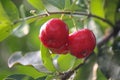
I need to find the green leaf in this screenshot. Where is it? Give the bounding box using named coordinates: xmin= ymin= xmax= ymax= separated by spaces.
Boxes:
xmin=16 ymin=65 xmax=46 ymax=79
xmin=57 ymin=54 xmax=76 ymax=72
xmin=42 ymin=0 xmax=65 ymax=9
xmin=35 ymin=76 xmax=46 ymax=80
xmin=0 ymin=1 xmax=10 ymax=20
xmin=4 ymin=74 xmax=34 ymax=80
xmin=44 ymin=75 xmax=60 ymax=80
xmin=0 ymin=1 xmax=14 ymax=42
xmin=97 ymin=68 xmax=107 ymax=80
xmin=104 ymin=0 xmax=119 ymax=25
xmin=1 ymin=0 xmax=19 ymax=22
xmin=8 ymin=51 xmax=50 ymax=73
xmin=72 ymin=58 xmax=83 ymax=69
xmin=40 ymin=43 xmax=56 ymax=72
xmin=90 ymin=0 xmax=109 ymax=32
xmin=45 ymin=75 xmax=55 ymax=80
xmin=0 ymin=21 xmax=12 ymax=42
xmin=74 ymin=54 xmax=96 ymax=80
xmin=64 ymin=0 xmax=72 ymax=10
xmin=69 ymin=0 xmax=84 ymax=11
xmin=27 ymin=0 xmax=45 ymax=11
xmin=90 ymin=0 xmax=105 ymax=18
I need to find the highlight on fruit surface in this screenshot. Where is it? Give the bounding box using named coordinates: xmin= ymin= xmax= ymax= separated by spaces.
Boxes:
xmin=69 ymin=28 xmax=96 ymax=58
xmin=39 ymin=18 xmax=69 ymax=54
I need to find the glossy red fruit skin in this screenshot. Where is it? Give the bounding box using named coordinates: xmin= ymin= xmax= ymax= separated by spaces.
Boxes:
xmin=51 ymin=43 xmax=69 ymax=54
xmin=39 ymin=18 xmax=69 ymax=54
xmin=69 ymin=28 xmax=96 ymax=58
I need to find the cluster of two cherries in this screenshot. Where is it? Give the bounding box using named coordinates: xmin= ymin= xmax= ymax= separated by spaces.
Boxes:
xmin=39 ymin=18 xmax=96 ymax=58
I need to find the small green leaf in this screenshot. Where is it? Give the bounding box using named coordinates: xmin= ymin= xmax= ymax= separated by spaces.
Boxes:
xmin=72 ymin=58 xmax=83 ymax=69
xmin=97 ymin=68 xmax=107 ymax=80
xmin=0 ymin=1 xmax=14 ymax=42
xmin=42 ymin=0 xmax=65 ymax=9
xmin=0 ymin=21 xmax=12 ymax=42
xmin=45 ymin=75 xmax=55 ymax=80
xmin=27 ymin=0 xmax=45 ymax=11
xmin=44 ymin=75 xmax=60 ymax=80
xmin=8 ymin=51 xmax=50 ymax=73
xmin=104 ymin=0 xmax=119 ymax=25
xmin=57 ymin=54 xmax=76 ymax=72
xmin=74 ymin=54 xmax=96 ymax=80
xmin=16 ymin=65 xmax=46 ymax=79
xmin=1 ymin=0 xmax=19 ymax=22
xmin=4 ymin=74 xmax=34 ymax=80
xmin=40 ymin=43 xmax=56 ymax=72
xmin=35 ymin=76 xmax=46 ymax=80
xmin=69 ymin=0 xmax=84 ymax=11
xmin=90 ymin=0 xmax=105 ymax=18
xmin=64 ymin=0 xmax=72 ymax=10
xmin=0 ymin=1 xmax=10 ymax=20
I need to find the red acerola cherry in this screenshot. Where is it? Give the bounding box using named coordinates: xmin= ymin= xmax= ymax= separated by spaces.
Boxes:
xmin=39 ymin=18 xmax=69 ymax=54
xmin=69 ymin=28 xmax=96 ymax=58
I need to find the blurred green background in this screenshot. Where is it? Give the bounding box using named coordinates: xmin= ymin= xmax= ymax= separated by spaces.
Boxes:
xmin=0 ymin=0 xmax=42 ymax=79
xmin=0 ymin=0 xmax=120 ymax=80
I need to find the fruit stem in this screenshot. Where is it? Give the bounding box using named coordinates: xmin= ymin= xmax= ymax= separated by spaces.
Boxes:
xmin=71 ymin=17 xmax=78 ymax=31
xmin=60 ymin=14 xmax=64 ymax=20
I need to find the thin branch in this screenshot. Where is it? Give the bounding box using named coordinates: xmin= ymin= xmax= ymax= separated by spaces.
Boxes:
xmin=73 ymin=52 xmax=93 ymax=71
xmin=90 ymin=14 xmax=115 ymax=27
xmin=13 ymin=13 xmax=48 ymax=24
xmin=97 ymin=21 xmax=120 ymax=48
xmin=13 ymin=11 xmax=114 ymax=27
xmin=97 ymin=31 xmax=114 ymax=48
xmin=61 ymin=52 xmax=94 ymax=80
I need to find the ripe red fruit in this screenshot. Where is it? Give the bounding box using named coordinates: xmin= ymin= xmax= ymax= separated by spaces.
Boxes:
xmin=51 ymin=44 xmax=69 ymax=54
xmin=69 ymin=28 xmax=96 ymax=58
xmin=39 ymin=18 xmax=69 ymax=54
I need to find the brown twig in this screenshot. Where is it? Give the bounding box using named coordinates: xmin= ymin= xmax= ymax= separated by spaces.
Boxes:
xmin=97 ymin=21 xmax=120 ymax=48
xmin=13 ymin=11 xmax=114 ymax=28
xmin=61 ymin=52 xmax=94 ymax=80
xmin=97 ymin=31 xmax=114 ymax=48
